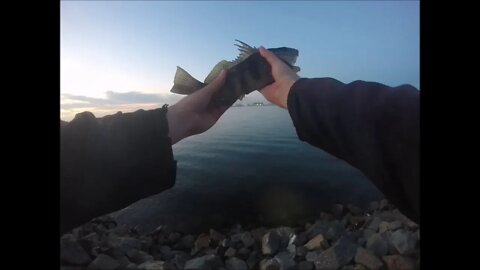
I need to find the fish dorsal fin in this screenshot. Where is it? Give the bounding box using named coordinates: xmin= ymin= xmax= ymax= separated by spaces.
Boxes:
xmin=232 ymin=39 xmax=257 ymax=64
xmin=204 ymin=60 xmax=232 ymax=84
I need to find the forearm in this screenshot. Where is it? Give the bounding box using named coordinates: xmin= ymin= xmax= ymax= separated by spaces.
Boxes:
xmin=60 ymin=106 xmax=176 ymax=233
xmin=287 ymin=78 xmax=419 ymax=221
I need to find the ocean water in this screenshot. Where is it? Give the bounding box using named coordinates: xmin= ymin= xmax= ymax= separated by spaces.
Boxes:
xmin=112 ymin=106 xmax=383 ymax=233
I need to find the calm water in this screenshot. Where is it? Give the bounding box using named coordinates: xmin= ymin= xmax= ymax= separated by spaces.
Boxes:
xmin=113 ymin=106 xmax=383 ymax=233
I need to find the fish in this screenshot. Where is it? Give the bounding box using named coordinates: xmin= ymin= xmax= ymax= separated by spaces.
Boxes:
xmin=170 ymin=40 xmax=300 ymax=107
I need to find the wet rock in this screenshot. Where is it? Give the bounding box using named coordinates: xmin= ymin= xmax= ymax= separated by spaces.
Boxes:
xmin=61 ymin=234 xmax=92 ymax=265
xmin=262 ymin=231 xmax=280 ymax=255
xmin=366 ymin=234 xmax=388 ymax=258
xmin=304 ymin=234 xmax=329 ymax=250
xmin=297 ymin=261 xmax=314 ymax=270
xmin=389 ymin=229 xmax=416 ymax=255
xmin=382 ymin=255 xmax=417 ymax=270
xmin=225 ymin=257 xmax=248 ymax=270
xmin=138 ymin=261 xmax=175 ymax=270
xmin=127 ymin=249 xmax=154 ymax=264
xmin=87 ymin=254 xmax=120 ymax=270
xmin=332 ymin=204 xmax=344 ymax=218
xmin=224 ymin=247 xmax=236 ymax=257
xmin=354 ymin=248 xmax=383 ymax=270
xmin=305 ymin=221 xmax=330 ymax=239
xmin=274 ymin=252 xmax=296 ymax=270
xmin=241 ymin=232 xmax=255 ymax=248
xmin=260 ymin=258 xmax=280 ymax=270
xmin=312 ymin=236 xmax=359 ymax=270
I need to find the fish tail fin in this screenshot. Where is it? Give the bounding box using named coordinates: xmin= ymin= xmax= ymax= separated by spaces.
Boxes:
xmin=170 ymin=66 xmax=206 ymax=95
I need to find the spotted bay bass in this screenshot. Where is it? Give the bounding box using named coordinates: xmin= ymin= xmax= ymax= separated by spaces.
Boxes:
xmin=170 ymin=40 xmax=300 ymax=107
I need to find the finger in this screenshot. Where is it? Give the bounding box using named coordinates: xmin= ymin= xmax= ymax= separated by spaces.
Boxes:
xmin=259 ymin=47 xmax=283 ymax=66
xmin=202 ymin=69 xmax=226 ymax=95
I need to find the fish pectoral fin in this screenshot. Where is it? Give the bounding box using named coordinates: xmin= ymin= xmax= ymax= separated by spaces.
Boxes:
xmin=171 ymin=66 xmax=205 ymax=95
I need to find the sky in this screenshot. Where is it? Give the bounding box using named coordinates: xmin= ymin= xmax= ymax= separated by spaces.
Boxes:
xmin=61 ymin=1 xmax=419 ymax=121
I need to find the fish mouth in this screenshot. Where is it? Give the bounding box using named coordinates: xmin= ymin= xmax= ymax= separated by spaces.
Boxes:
xmin=268 ymin=47 xmax=299 ymax=66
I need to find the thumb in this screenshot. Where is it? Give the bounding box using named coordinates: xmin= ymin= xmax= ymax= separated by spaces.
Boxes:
xmin=259 ymin=47 xmax=282 ymax=66
xmin=203 ymin=69 xmax=226 ymax=95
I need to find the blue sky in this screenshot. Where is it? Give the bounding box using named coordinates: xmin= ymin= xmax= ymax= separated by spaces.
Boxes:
xmin=61 ymin=1 xmax=419 ymax=120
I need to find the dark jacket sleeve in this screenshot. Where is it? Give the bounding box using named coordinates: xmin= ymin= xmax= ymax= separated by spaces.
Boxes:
xmin=60 ymin=105 xmax=177 ymax=234
xmin=287 ymin=78 xmax=419 ymax=223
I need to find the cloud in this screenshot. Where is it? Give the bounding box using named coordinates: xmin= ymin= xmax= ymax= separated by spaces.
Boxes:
xmin=60 ymin=91 xmax=183 ymax=120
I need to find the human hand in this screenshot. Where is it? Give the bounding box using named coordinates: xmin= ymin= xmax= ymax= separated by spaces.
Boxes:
xmin=167 ymin=70 xmax=229 ymax=144
xmin=258 ymin=47 xmax=300 ymax=109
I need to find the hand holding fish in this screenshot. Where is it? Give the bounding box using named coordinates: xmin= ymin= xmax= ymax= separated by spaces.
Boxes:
xmin=167 ymin=70 xmax=228 ymax=144
xmin=259 ymin=47 xmax=300 ymax=109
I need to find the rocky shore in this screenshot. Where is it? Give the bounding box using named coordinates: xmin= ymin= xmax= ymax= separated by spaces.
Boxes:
xmin=61 ymin=200 xmax=419 ymax=270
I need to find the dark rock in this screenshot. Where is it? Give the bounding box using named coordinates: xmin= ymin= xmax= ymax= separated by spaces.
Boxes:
xmin=138 ymin=261 xmax=175 ymax=270
xmin=87 ymin=254 xmax=120 ymax=270
xmin=192 ymin=234 xmax=211 ymax=255
xmin=241 ymin=232 xmax=255 ymax=248
xmin=297 ymin=261 xmax=314 ymax=270
xmin=312 ymin=236 xmax=359 ymax=270
xmin=305 ymin=250 xmax=322 ymax=262
xmin=366 ymin=234 xmax=388 ymax=258
xmin=319 ymin=212 xmax=334 ymax=221
xmin=347 ymin=204 xmax=363 ymax=216
xmin=225 ymin=257 xmax=248 ymax=270
xmin=260 ymin=258 xmax=280 ymax=270
xmin=305 ymin=221 xmax=330 ymax=239
xmin=61 ymin=234 xmax=92 ymax=265
xmin=274 ymin=251 xmax=296 ymax=270
xmin=379 ymin=199 xmax=388 ymax=210
xmin=172 ymin=251 xmax=191 ymax=270
xmin=246 ymin=251 xmax=260 ymax=269
xmin=104 ymin=235 xmax=142 ymax=254
xmin=168 ymin=232 xmax=182 ymax=244
xmin=382 ymin=255 xmax=417 ymax=270
xmin=326 ymin=221 xmax=346 ymax=242
xmin=296 ymin=246 xmax=308 ymax=257
xmin=127 ymin=249 xmax=154 ymax=264
xmin=225 ymin=247 xmax=236 ymax=257
xmin=159 ymin=245 xmax=174 ymax=260
xmin=237 ymin=247 xmax=251 ymax=260
xmin=174 ymin=234 xmax=195 ymax=250
xmin=303 ymin=234 xmax=328 ymax=250
xmin=251 ymin=227 xmax=267 ymax=243
xmin=184 ymin=254 xmax=223 ymax=270
xmin=354 ymin=248 xmax=383 ymax=270
xmin=368 ymin=201 xmax=380 ymax=212
xmin=61 ymin=267 xmax=85 ymax=270
xmin=210 ymin=229 xmax=225 ymax=244
xmin=262 ymin=231 xmax=280 ymax=255
xmin=389 ymin=229 xmax=416 ymax=255
xmin=332 ymin=204 xmax=344 ymax=218
xmin=292 ymin=232 xmax=308 ymax=246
